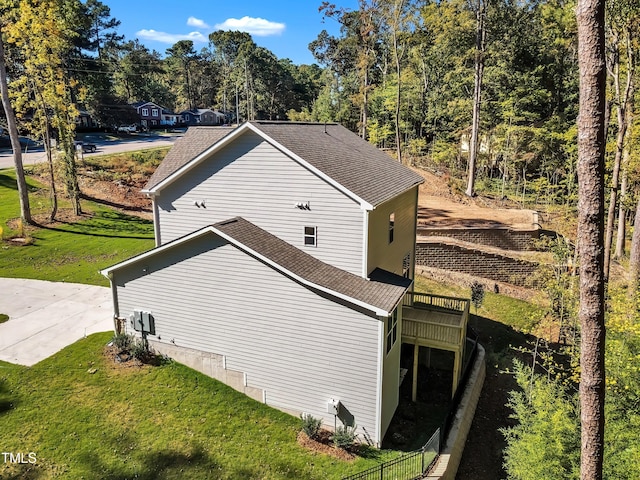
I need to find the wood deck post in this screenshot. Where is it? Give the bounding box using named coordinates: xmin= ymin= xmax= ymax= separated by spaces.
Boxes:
xmin=452 ymin=348 xmax=461 ymax=398
xmin=412 ymin=342 xmax=419 ymax=402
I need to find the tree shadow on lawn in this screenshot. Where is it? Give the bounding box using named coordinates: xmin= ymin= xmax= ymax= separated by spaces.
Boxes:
xmin=0 ymin=377 xmax=19 ymax=416
xmin=32 ymin=210 xmax=153 ymax=240
xmin=0 ymin=172 xmax=40 ymax=192
xmin=80 ymin=193 xmax=152 ymax=214
xmin=74 ymin=429 xmax=323 ymax=480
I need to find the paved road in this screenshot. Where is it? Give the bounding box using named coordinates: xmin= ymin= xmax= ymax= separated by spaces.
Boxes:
xmin=0 ymin=134 xmax=180 ymax=169
xmin=0 ymin=278 xmax=113 ymax=366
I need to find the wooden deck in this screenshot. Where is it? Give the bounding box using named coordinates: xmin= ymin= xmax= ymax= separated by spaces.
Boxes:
xmin=401 ymin=292 xmax=469 ymax=398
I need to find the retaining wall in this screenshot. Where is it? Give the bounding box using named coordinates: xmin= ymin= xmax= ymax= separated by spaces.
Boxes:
xmin=415 ymin=242 xmax=538 ymax=287
xmin=417 ymin=227 xmax=539 ymax=251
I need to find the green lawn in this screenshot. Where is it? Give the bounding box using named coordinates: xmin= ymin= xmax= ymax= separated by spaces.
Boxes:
xmin=0 ymin=169 xmax=154 ymax=286
xmin=0 ymin=333 xmax=395 ymax=479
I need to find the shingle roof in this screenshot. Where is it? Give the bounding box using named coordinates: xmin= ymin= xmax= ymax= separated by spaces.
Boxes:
xmin=102 ymin=217 xmax=411 ymax=315
xmin=250 ymin=121 xmax=424 ymax=206
xmin=143 ymin=121 xmax=424 ymax=207
xmin=214 ymin=217 xmax=411 ymax=314
xmin=145 ymin=126 xmax=235 ymax=191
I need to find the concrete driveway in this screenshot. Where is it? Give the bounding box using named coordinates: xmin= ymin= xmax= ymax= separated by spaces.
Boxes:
xmin=0 ymin=278 xmax=113 ymax=366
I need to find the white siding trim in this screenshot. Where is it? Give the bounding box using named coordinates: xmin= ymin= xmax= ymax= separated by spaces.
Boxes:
xmin=362 ymin=209 xmax=369 ymax=278
xmin=212 ymin=228 xmax=391 ymax=316
xmin=101 ymin=226 xmax=392 ymax=316
xmin=375 ymin=318 xmax=384 ymax=445
xmin=152 ymin=196 xmax=161 ymax=246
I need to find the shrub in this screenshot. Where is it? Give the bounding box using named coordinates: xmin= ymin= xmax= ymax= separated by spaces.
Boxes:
xmin=333 ymin=425 xmax=357 ymax=449
xmin=112 ymin=333 xmax=133 ymax=352
xmin=131 ymin=338 xmax=152 ymax=362
xmin=300 ymin=413 xmax=322 ymax=439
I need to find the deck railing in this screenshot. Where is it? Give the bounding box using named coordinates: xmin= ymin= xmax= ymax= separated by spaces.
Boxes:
xmin=403 ymin=291 xmax=470 ymax=313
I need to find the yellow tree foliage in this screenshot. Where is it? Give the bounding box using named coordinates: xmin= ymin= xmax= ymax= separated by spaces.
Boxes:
xmin=4 ymin=0 xmax=84 ymax=215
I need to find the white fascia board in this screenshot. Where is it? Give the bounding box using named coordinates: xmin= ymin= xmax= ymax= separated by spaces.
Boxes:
xmin=142 ymin=124 xmax=252 ymax=194
xmin=211 ymin=226 xmax=389 ymax=316
xmin=243 ymin=122 xmax=374 ymax=211
xmin=100 ymin=226 xmax=216 ymax=278
xmin=99 ymin=223 xmax=391 ymax=316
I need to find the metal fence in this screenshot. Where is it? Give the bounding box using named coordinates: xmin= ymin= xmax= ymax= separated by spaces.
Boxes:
xmin=342 ymin=429 xmax=440 ymax=480
xmin=343 ymin=328 xmax=481 ymax=480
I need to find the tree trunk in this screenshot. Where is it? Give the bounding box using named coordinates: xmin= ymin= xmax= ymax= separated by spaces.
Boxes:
xmin=628 ymin=195 xmax=640 ymax=296
xmin=466 ymin=0 xmax=486 ymax=197
xmin=44 ymin=122 xmax=58 ymax=221
xmin=576 ymin=0 xmax=607 ymax=478
xmin=603 ymin=29 xmax=634 ymax=281
xmin=615 ymin=165 xmax=627 ymax=259
xmin=0 ymin=31 xmax=33 ymax=225
xmin=391 ymin=1 xmax=404 ymax=165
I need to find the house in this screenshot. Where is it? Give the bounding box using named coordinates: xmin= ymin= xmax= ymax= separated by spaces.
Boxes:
xmin=132 ymin=101 xmax=179 ymax=128
xmin=101 ymin=121 xmax=426 ymax=446
xmin=180 ymin=108 xmax=226 ymax=126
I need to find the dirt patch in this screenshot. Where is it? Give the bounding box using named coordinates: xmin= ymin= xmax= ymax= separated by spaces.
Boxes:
xmin=412 ymin=167 xmax=537 ymax=230
xmin=297 ymin=431 xmax=356 ymax=461
xmin=103 ymin=345 xmax=152 ymax=374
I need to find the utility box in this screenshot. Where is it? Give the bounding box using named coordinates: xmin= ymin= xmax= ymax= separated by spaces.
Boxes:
xmin=327 ymin=399 xmax=341 ymax=415
xmin=131 ymin=310 xmax=155 ymax=335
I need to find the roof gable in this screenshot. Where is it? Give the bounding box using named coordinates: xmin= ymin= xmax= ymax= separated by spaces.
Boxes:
xmin=102 ymin=217 xmax=411 ymax=316
xmin=143 ymin=122 xmax=423 ymax=208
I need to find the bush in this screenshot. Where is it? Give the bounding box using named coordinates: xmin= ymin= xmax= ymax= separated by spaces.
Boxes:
xmin=300 ymin=413 xmax=322 ymax=439
xmin=131 ymin=339 xmax=152 ymax=362
xmin=333 ymin=425 xmax=357 ymax=449
xmin=112 ymin=333 xmax=133 ymax=352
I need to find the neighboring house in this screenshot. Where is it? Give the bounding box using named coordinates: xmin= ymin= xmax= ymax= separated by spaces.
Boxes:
xmin=180 ymin=108 xmax=225 ymax=126
xmin=161 ymin=108 xmax=179 ymax=126
xmin=132 ymin=101 xmax=178 ymax=128
xmin=101 ymin=121 xmax=425 ymax=446
xmin=76 ymin=110 xmax=99 ymax=129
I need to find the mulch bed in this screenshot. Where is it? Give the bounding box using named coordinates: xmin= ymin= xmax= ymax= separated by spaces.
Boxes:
xmin=297 ymin=430 xmax=357 ymax=461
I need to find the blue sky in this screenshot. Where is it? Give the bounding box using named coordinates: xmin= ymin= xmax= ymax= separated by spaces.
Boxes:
xmin=105 ymin=0 xmax=359 ymax=65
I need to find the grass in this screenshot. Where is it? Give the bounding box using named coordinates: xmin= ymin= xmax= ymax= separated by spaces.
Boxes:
xmin=0 ymin=169 xmax=154 ymax=286
xmin=414 ymin=275 xmax=545 ymax=369
xmin=0 ymin=333 xmax=397 ymax=479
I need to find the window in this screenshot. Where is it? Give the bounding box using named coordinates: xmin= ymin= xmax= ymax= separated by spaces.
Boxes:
xmin=389 ymin=212 xmax=395 ymax=243
xmin=151 ymin=120 xmax=157 ymax=126
xmin=141 ymin=108 xmax=149 ymax=116
xmin=304 ymin=226 xmax=317 ymax=246
xmin=386 ymin=309 xmax=398 ymax=354
xmin=152 ymin=108 xmax=159 ymax=117
xmin=402 ymin=253 xmax=411 ymax=278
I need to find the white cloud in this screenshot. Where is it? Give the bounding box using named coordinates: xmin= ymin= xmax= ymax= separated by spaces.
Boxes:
xmin=214 ymin=16 xmax=285 ymax=37
xmin=136 ymin=29 xmax=208 ymax=44
xmin=187 ymin=16 xmax=210 ymax=29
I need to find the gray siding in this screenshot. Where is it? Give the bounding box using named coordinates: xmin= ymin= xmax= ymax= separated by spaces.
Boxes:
xmin=113 ymin=233 xmax=383 ymax=443
xmin=156 ymin=130 xmax=364 ymax=276
xmin=367 ymin=187 xmax=418 ymax=277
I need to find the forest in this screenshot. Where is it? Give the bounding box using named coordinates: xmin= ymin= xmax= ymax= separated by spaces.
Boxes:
xmin=0 ymin=0 xmax=639 ymax=479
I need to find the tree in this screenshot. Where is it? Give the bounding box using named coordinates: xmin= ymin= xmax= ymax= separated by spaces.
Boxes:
xmin=603 ymin=0 xmax=638 ymax=280
xmin=6 ymin=0 xmax=84 ymax=216
xmin=0 ymin=25 xmax=32 ymax=224
xmin=165 ymin=40 xmax=198 ymax=111
xmin=576 ymin=0 xmax=607 ymax=478
xmin=465 ymin=0 xmax=488 ymax=196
